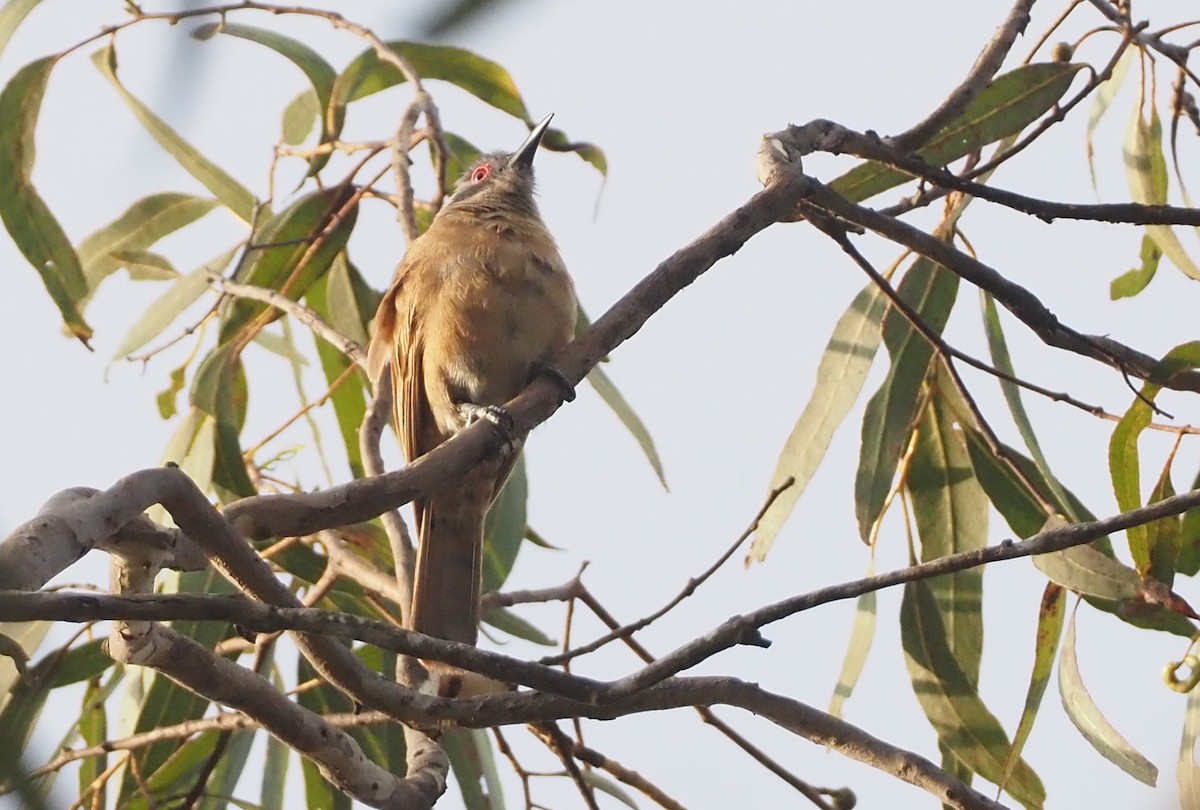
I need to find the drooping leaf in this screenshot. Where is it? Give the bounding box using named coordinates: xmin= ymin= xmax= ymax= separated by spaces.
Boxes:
xmin=483 ymin=454 xmax=527 ymax=593
xmin=1181 ymin=687 xmax=1200 ymax=810
xmin=1126 ymin=102 xmax=1200 ymax=279
xmin=1059 ymin=612 xmax=1158 ymax=785
xmin=442 ymin=728 xmax=501 ymax=810
xmin=1147 ymin=455 xmax=1182 ymax=587
xmin=1033 ymin=544 xmax=1141 ymax=600
xmin=0 ymin=56 xmax=91 ymax=344
xmin=1087 ymin=50 xmax=1131 ymax=191
xmin=77 ymin=192 xmax=216 ymax=296
xmin=193 ymin=22 xmax=337 ymax=177
xmin=92 ymin=43 xmax=255 ymax=223
xmin=751 ymin=282 xmax=887 ymax=562
xmin=220 ymin=184 xmax=358 ymax=343
xmin=119 ymin=725 xmax=222 ymax=810
xmin=828 ymin=561 xmax=877 ymax=718
xmin=1179 ymin=466 xmax=1200 ymax=576
xmin=115 ymin=568 xmax=235 ymax=807
xmin=481 ymin=606 xmax=556 ymax=646
xmin=191 ymin=343 xmax=255 ymax=500
xmin=0 ymin=0 xmax=41 ymax=59
xmin=832 ymin=63 xmax=1083 ymax=203
xmin=579 ymin=769 xmax=639 ymax=809
xmin=856 ymin=257 xmax=959 ymax=540
xmin=1000 ymin=583 xmax=1065 ymax=795
xmin=980 ymin=292 xmax=1076 ymax=519
xmin=586 ymin=362 xmax=666 ymax=489
xmin=901 ymin=580 xmax=1045 ymax=809
xmin=261 ymin=729 xmax=289 ymax=810
xmin=111 ymin=249 xmax=177 ymax=281
xmin=907 ymin=384 xmax=988 ymax=684
xmin=1109 ymin=342 xmax=1200 ymax=572
xmin=1110 ymin=234 xmax=1161 ymax=300
xmin=442 ymin=131 xmax=481 ymax=188
xmin=110 ymin=249 xmax=232 ymax=362
xmin=330 ymin=40 xmax=604 ymax=174
xmin=281 ymin=88 xmax=319 ymax=145
xmin=306 ymin=260 xmax=370 ymax=478
xmin=77 ymin=676 xmax=108 ymax=807
xmin=334 ymin=40 xmax=528 ymax=124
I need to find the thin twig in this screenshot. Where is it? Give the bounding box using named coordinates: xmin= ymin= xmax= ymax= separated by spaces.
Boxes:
xmin=542 ymin=478 xmax=795 ymax=666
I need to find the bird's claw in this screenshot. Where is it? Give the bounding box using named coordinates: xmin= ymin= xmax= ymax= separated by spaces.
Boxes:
xmin=533 ymin=361 xmax=576 ymax=403
xmin=461 ymin=404 xmax=516 ymax=452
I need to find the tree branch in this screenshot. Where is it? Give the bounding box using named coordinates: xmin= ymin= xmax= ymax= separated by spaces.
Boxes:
xmin=890 ymin=0 xmax=1035 ymax=150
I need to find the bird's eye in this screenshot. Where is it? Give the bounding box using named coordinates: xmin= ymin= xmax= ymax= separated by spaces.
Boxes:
xmin=470 ymin=164 xmax=492 ymax=184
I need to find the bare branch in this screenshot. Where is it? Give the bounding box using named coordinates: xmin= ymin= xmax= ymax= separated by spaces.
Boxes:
xmin=890 ymin=0 xmax=1036 ymax=150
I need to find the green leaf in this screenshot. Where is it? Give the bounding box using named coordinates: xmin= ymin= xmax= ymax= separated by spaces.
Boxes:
xmin=1126 ymin=102 xmax=1200 ymax=279
xmin=579 ymin=769 xmax=638 ymax=809
xmin=1180 ymin=687 xmax=1200 ymax=810
xmin=586 ymin=362 xmax=666 ymax=489
xmin=191 ymin=344 xmax=255 ymax=500
xmin=331 ymin=41 xmax=603 ymax=175
xmin=1087 ymin=50 xmax=1131 ymax=191
xmin=110 ymin=249 xmax=232 ymax=362
xmin=442 ymin=728 xmax=501 ymax=810
xmin=116 ymin=568 xmax=236 ymax=807
xmin=1147 ymin=456 xmax=1182 ymax=587
xmin=481 ymin=606 xmax=556 ymax=646
xmin=1109 ymin=234 xmax=1161 ymax=300
xmin=0 ymin=56 xmax=92 ymax=344
xmin=1109 ymin=342 xmax=1200 ymax=572
xmin=963 ymin=427 xmax=1094 ymax=539
xmin=125 ymin=731 xmax=221 ymax=809
xmin=907 ymin=385 xmax=988 ymax=684
xmin=902 ymin=580 xmax=1045 ymax=808
xmin=1000 ymin=583 xmax=1065 ymax=796
xmin=77 ymin=192 xmax=216 ymax=296
xmin=336 ymin=40 xmax=528 ymax=122
xmin=856 ymin=257 xmax=959 ymax=540
xmin=751 ymin=283 xmax=887 ymax=562
xmin=111 ymin=249 xmax=177 ymax=281
xmin=832 ymin=63 xmax=1082 ymax=203
xmin=1178 ymin=466 xmax=1200 ymax=576
xmin=261 ymin=730 xmax=289 ymax=810
xmin=1033 ymin=544 xmax=1141 ymax=600
xmin=828 ymin=564 xmax=877 ymax=718
xmin=442 ymin=131 xmax=482 ymax=187
xmin=1059 ymin=611 xmax=1158 ymax=785
xmin=307 ymin=262 xmax=370 ymax=478
xmin=0 ymin=0 xmax=41 ymax=59
xmin=92 ymin=43 xmax=255 ymax=223
xmin=221 ymin=184 xmax=358 ymax=343
xmin=483 ymin=455 xmax=527 ymax=593
xmin=193 ymin=23 xmax=334 ymax=112
xmin=281 ymin=88 xmax=318 ymax=145
xmin=980 ymin=292 xmax=1076 ymax=519
xmin=193 ymin=22 xmax=337 ymax=177
xmin=77 ymin=677 xmax=108 ymax=807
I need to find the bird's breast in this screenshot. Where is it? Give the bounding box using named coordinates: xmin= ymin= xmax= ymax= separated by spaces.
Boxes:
xmin=418 ymin=221 xmax=576 ymax=418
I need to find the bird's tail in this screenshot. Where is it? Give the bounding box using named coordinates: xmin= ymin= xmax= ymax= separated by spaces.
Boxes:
xmin=410 ymin=460 xmax=517 ymax=697
xmin=410 ymin=472 xmax=492 ymax=647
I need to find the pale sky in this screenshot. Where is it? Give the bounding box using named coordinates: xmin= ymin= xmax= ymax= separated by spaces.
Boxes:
xmin=3 ymin=1 xmax=1199 ymax=808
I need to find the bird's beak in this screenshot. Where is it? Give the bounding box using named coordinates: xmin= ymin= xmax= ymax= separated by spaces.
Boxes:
xmin=508 ymin=113 xmax=554 ymax=170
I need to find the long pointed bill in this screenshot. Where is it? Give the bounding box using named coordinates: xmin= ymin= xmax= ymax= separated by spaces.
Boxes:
xmin=507 ymin=113 xmax=554 ymax=169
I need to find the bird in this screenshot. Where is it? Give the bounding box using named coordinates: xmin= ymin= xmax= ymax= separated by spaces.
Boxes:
xmin=366 ymin=114 xmax=577 ymax=697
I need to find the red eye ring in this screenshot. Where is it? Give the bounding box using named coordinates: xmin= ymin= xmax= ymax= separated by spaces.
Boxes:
xmin=470 ymin=164 xmax=492 ymax=184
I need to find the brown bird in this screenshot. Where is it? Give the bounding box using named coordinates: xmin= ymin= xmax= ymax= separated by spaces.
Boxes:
xmin=367 ymin=115 xmax=577 ymax=697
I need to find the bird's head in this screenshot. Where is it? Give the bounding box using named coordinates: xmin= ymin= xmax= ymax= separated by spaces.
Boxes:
xmin=442 ymin=113 xmax=553 ymax=219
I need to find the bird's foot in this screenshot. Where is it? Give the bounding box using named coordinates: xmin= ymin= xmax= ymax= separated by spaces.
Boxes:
xmin=460 ymin=403 xmax=516 ymax=451
xmin=532 ymin=361 xmax=576 ymax=403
